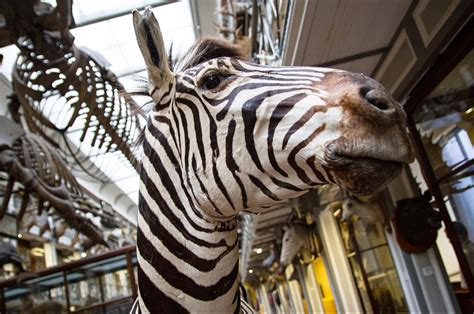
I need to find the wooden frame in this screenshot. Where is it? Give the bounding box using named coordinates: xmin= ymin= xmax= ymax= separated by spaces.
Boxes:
xmin=404 ymin=16 xmax=474 ymax=302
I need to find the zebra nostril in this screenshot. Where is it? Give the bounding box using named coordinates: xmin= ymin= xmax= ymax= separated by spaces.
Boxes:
xmin=362 ymin=88 xmax=391 ymax=111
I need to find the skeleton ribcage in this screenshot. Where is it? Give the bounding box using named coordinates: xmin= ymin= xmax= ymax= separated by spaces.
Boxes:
xmin=12 ymin=41 xmax=143 ymax=180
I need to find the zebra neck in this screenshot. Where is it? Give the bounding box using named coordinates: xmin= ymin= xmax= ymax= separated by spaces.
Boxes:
xmin=137 ymin=168 xmax=240 ymax=312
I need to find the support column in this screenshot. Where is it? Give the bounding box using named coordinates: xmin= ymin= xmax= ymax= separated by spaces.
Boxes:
xmin=317 ymin=209 xmax=363 ymax=312
xmin=43 ymin=242 xmax=59 ymax=267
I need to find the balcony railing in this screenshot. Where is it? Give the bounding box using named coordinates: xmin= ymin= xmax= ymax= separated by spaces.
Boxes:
xmin=0 ymin=245 xmax=137 ymax=314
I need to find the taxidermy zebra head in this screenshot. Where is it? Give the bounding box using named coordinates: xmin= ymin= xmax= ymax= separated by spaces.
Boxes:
xmin=280 ymin=224 xmax=320 ymax=266
xmin=133 ymin=10 xmax=413 ymax=220
xmin=132 ymin=8 xmax=414 ymax=313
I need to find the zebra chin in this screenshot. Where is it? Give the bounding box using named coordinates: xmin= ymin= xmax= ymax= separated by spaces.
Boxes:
xmin=321 ymin=129 xmax=414 ymax=195
xmin=325 ymin=157 xmax=403 ymax=195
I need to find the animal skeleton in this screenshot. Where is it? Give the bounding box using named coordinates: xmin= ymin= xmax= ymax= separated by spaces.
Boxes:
xmin=0 ymin=1 xmax=141 ymax=251
xmin=0 ymin=117 xmax=109 ymax=247
xmin=0 ymin=0 xmax=143 ymax=180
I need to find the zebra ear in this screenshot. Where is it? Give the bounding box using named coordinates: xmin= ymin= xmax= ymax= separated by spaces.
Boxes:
xmin=133 ymin=8 xmax=173 ymax=88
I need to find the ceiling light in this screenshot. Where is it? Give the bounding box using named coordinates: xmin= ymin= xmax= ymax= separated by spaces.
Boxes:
xmin=248 ymin=269 xmax=253 ymax=274
xmin=254 ymin=248 xmax=263 ymax=254
xmin=465 ymin=108 xmax=473 ymax=115
xmin=81 ymin=252 xmax=87 ymax=258
xmin=31 ymin=248 xmax=45 ymax=257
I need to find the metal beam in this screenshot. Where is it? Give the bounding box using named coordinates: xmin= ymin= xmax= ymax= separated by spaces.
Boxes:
xmin=73 ymin=1 xmax=177 ymax=28
xmin=313 ymin=46 xmax=388 ymax=68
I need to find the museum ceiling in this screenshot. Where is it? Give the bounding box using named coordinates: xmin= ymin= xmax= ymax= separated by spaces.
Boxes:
xmin=1 ymin=0 xmax=470 ymax=280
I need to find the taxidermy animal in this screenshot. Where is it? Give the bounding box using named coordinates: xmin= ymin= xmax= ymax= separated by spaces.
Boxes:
xmin=393 ymin=193 xmax=441 ymax=253
xmin=280 ymin=223 xmax=321 ymax=266
xmin=0 ymin=117 xmax=107 ymax=247
xmin=341 ymin=196 xmax=391 ymax=233
xmin=131 ymin=8 xmax=414 ymax=313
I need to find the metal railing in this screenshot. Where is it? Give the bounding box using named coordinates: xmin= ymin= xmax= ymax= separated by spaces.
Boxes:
xmin=0 ymin=245 xmax=137 ymax=314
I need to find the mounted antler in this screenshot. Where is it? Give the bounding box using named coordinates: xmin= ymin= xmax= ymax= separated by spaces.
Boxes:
xmin=392 ymin=192 xmax=441 ymax=253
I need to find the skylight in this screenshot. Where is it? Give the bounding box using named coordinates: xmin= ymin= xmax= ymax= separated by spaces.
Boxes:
xmin=71 ymin=1 xmax=195 ymax=77
xmin=0 ymin=1 xmax=195 ymax=79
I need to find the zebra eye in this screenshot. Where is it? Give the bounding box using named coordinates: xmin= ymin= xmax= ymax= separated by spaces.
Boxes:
xmin=202 ymin=73 xmax=222 ymax=90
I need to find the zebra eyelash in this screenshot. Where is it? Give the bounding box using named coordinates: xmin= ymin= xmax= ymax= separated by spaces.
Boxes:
xmin=197 ymin=70 xmax=235 ymax=91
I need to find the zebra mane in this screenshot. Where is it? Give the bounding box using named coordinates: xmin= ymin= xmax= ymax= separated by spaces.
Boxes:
xmin=174 ymin=36 xmax=246 ymax=71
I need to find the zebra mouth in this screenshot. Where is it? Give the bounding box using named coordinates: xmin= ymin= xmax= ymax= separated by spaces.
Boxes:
xmin=325 ymin=152 xmax=403 ymax=195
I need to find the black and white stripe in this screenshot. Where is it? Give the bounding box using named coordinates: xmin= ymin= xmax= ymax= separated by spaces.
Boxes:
xmin=130 ymin=296 xmax=255 ymax=314
xmin=170 ymin=59 xmax=341 ymax=217
xmin=131 ymin=6 xmax=414 ymax=312
xmin=134 ymin=58 xmax=338 ymax=312
xmin=132 ymin=8 xmax=348 ymax=314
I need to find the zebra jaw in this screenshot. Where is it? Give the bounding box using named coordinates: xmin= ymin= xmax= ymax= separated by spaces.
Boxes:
xmin=323 ymin=134 xmax=413 ymax=195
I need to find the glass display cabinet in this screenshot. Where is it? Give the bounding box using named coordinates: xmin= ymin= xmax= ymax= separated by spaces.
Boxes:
xmin=0 ymin=245 xmax=137 ymax=314
xmin=339 ymin=219 xmax=408 ymax=313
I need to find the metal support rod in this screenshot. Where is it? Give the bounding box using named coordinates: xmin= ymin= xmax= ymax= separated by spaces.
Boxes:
xmin=274 ymin=0 xmax=281 ymax=45
xmin=435 ymin=158 xmax=474 ymax=185
xmin=1 ymin=288 xmax=6 ymax=314
xmin=98 ymin=274 xmax=106 ymax=314
xmin=348 ymin=222 xmax=378 ymax=312
xmin=62 ymin=271 xmax=71 ymax=314
xmin=250 ymin=0 xmax=258 ymax=57
xmin=126 ymin=251 xmax=138 ymax=298
xmin=344 ymin=246 xmax=368 ymax=313
xmin=295 ymin=263 xmax=314 ymax=313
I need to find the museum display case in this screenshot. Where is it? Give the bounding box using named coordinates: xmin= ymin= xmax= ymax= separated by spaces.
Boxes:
xmin=0 ymin=245 xmax=137 ymax=313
